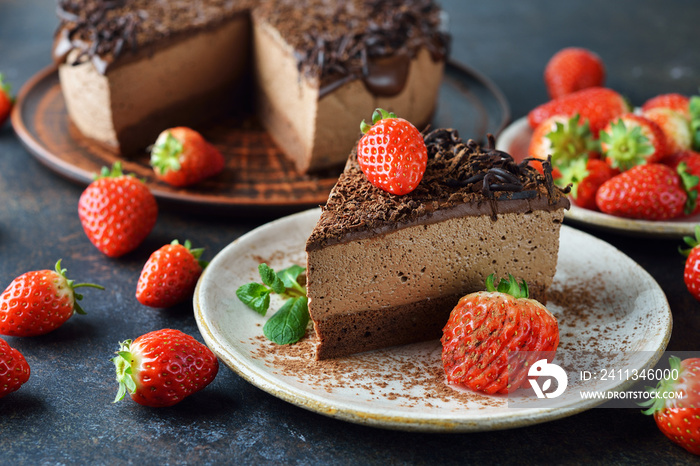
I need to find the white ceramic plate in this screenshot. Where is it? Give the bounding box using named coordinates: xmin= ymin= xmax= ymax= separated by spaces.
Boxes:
xmin=193 ymin=208 xmax=672 ymax=432
xmin=497 ymin=117 xmax=700 ymax=238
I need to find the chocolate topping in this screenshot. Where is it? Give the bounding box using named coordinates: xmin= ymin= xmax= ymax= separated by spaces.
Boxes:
xmin=54 ymin=0 xmax=251 ymax=73
xmin=255 ymin=0 xmax=450 ymax=95
xmin=306 ymin=130 xmax=571 ymax=250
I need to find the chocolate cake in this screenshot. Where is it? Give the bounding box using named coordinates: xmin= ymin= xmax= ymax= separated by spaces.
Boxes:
xmin=52 ymin=0 xmax=449 ymax=172
xmin=305 ymin=131 xmax=570 ymax=359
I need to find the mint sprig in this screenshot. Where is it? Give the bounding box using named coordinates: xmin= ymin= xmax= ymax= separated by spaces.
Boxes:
xmin=236 ymin=263 xmax=309 ymax=345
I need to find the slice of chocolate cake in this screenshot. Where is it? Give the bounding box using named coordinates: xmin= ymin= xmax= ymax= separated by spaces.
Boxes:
xmin=305 ymin=131 xmax=570 ymax=359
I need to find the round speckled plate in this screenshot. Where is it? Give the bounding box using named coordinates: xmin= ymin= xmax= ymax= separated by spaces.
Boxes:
xmin=496 ymin=117 xmax=700 ymax=238
xmin=193 ymin=208 xmax=672 ymax=432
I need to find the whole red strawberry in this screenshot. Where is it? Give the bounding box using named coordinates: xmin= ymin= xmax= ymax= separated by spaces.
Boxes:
xmin=441 ymin=274 xmax=559 ymax=395
xmin=600 ymin=113 xmax=668 ymax=170
xmin=357 ymin=108 xmax=427 ymax=195
xmin=150 ymin=127 xmax=225 ymax=188
xmin=528 ymin=87 xmax=629 ymax=136
xmin=595 ymin=164 xmax=689 ymax=220
xmin=544 ymin=47 xmax=605 ymax=99
xmin=643 ymin=107 xmax=692 ymax=155
xmin=112 ymin=328 xmax=218 ymax=407
xmin=0 ymin=73 xmax=13 ymax=128
xmin=640 ymin=356 xmax=700 ymax=456
xmin=681 ymin=227 xmax=700 ymax=300
xmin=78 ymin=162 xmax=158 ymax=258
xmin=0 ymin=338 xmax=30 ymax=398
xmin=136 ymin=240 xmax=207 ymax=308
xmin=642 ymin=93 xmax=691 ymax=120
xmin=0 ymin=260 xmax=104 ymax=337
xmin=557 ymin=157 xmax=619 ymax=211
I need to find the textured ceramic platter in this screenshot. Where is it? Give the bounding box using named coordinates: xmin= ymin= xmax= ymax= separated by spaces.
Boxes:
xmin=496 ymin=117 xmax=700 ymax=238
xmin=193 ymin=208 xmax=672 ymax=432
xmin=12 ymin=61 xmax=509 ymax=214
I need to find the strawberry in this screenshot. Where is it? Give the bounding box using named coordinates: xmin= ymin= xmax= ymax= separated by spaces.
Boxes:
xmin=441 ymin=274 xmax=559 ymax=395
xmin=640 ymin=356 xmax=700 ymax=456
xmin=681 ymin=227 xmax=700 ymax=301
xmin=528 ymin=114 xmax=599 ymax=169
xmin=0 ymin=338 xmax=30 ymax=398
xmin=595 ymin=163 xmax=690 ymax=220
xmin=642 ymin=93 xmax=691 ymax=120
xmin=664 ymin=150 xmax=700 ymax=216
xmin=357 ymin=108 xmax=427 ymax=195
xmin=150 ymin=127 xmax=225 ymax=188
xmin=643 ymin=107 xmax=692 ymax=155
xmin=544 ymin=47 xmax=606 ymax=99
xmin=0 ymin=260 xmax=104 ymax=337
xmin=112 ymin=328 xmax=219 ymax=407
xmin=136 ymin=240 xmax=207 ymax=308
xmin=557 ymin=157 xmax=619 ymax=211
xmin=528 ymin=87 xmax=629 ymax=136
xmin=600 ymin=113 xmax=668 ymax=170
xmin=78 ymin=162 xmax=158 ymax=258
xmin=0 ymin=73 xmax=12 ymax=128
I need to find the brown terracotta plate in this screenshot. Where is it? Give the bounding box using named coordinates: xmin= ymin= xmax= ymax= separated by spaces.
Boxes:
xmin=11 ymin=61 xmax=510 ymax=215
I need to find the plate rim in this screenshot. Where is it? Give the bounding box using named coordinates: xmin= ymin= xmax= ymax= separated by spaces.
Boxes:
xmin=496 ymin=116 xmax=700 ymax=238
xmin=193 ymin=208 xmax=672 ymax=432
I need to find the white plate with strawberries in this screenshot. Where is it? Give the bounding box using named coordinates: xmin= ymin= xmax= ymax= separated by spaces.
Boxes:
xmin=193 ymin=208 xmax=672 ymax=432
xmin=497 ymin=116 xmax=700 ymax=238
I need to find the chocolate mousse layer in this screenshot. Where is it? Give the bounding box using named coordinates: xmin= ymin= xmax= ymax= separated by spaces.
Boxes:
xmin=305 ymin=132 xmax=570 ymax=359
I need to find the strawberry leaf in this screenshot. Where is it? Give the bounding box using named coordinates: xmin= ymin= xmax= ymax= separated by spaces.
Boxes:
xmin=599 ymin=118 xmax=653 ymax=170
xmin=556 ymin=156 xmax=590 ymax=199
xmin=689 ymin=95 xmax=700 ymax=151
xmin=545 ymin=114 xmax=598 ymax=167
xmin=0 ymin=73 xmax=13 ymax=103
xmin=150 ymin=131 xmax=184 ymax=175
xmin=484 ymin=273 xmax=529 ymax=299
xmin=263 ymin=296 xmax=309 ymax=345
xmin=640 ymin=356 xmax=682 ymax=415
xmin=111 ymin=340 xmax=138 ymax=403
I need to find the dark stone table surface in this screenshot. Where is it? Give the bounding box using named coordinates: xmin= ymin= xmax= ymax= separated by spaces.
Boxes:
xmin=1 ymin=0 xmax=699 ymax=464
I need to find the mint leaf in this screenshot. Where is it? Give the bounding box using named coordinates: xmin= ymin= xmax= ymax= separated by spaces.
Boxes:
xmin=277 ymin=265 xmax=305 ymax=294
xmin=236 ymin=283 xmax=271 ymax=316
xmin=263 ymin=297 xmax=309 ymax=345
xmin=258 ymin=263 xmax=286 ymax=294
